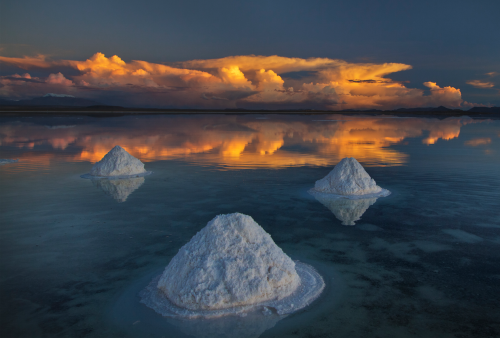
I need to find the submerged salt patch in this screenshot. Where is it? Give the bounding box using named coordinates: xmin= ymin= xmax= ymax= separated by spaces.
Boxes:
xmin=140 ymin=213 xmax=325 ymax=318
xmin=0 ymin=159 xmax=19 ymax=166
xmin=311 ymin=157 xmax=389 ymax=197
xmin=88 ymin=145 xmax=147 ymax=177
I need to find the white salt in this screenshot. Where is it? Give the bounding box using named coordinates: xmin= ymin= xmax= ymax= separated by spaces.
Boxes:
xmin=0 ymin=159 xmax=19 ymax=166
xmin=88 ymin=145 xmax=147 ymax=177
xmin=311 ymin=157 xmax=390 ymax=198
xmin=140 ymin=213 xmax=324 ymax=318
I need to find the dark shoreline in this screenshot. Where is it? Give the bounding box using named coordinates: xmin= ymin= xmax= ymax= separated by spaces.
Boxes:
xmin=1 ymin=106 xmax=499 ymax=119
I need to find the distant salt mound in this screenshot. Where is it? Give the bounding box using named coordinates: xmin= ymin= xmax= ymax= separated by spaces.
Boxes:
xmin=311 ymin=157 xmax=390 ymax=198
xmin=83 ymin=145 xmax=150 ymax=178
xmin=91 ymin=177 xmax=144 ymax=202
xmin=313 ymin=194 xmax=377 ymax=226
xmin=0 ymin=159 xmax=19 ymax=166
xmin=140 ymin=213 xmax=324 ymax=318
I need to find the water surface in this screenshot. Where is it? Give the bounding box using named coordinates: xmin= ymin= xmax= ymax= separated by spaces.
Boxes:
xmin=1 ymin=113 xmax=499 ymax=337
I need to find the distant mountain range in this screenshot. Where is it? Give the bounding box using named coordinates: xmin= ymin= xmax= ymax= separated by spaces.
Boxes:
xmin=0 ymin=94 xmax=102 ymax=107
xmin=0 ymin=95 xmax=498 ymax=113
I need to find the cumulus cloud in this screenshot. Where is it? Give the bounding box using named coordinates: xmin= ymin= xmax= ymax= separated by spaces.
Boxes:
xmin=464 ymin=138 xmax=491 ymax=146
xmin=0 ymin=54 xmax=52 ymax=69
xmin=46 ymin=72 xmax=73 ymax=86
xmin=0 ymin=72 xmax=77 ymax=99
xmin=0 ymin=53 xmax=480 ymax=109
xmin=466 ymin=80 xmax=495 ymax=88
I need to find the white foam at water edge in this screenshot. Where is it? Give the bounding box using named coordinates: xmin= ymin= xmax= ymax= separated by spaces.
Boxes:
xmin=139 ymin=261 xmax=325 ymax=318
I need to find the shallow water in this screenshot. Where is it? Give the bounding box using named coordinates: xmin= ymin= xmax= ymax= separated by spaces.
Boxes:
xmin=1 ymin=113 xmax=499 ymax=338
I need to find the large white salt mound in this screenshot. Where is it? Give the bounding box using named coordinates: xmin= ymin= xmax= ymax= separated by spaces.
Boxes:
xmin=140 ymin=213 xmax=324 ymax=318
xmin=87 ymin=145 xmax=147 ymax=177
xmin=311 ymin=157 xmax=389 ymax=198
xmin=160 ymin=213 xmax=299 ymax=310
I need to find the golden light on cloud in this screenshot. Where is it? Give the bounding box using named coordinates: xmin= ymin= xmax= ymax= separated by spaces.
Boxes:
xmin=466 ymin=80 xmax=495 ymax=88
xmin=0 ymin=53 xmax=478 ymax=110
xmin=0 ymin=54 xmax=52 ymax=69
xmin=464 ymin=138 xmax=491 ymax=146
xmin=0 ymin=116 xmax=482 ymax=170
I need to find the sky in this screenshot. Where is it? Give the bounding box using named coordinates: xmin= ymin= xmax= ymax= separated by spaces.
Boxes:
xmin=0 ymin=0 xmax=499 ymax=109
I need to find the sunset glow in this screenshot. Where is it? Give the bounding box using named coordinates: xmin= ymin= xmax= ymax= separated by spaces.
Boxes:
xmin=0 ymin=53 xmax=480 ymax=110
xmin=0 ymin=116 xmax=481 ymax=170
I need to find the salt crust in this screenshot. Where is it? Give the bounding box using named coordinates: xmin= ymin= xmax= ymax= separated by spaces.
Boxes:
xmin=140 ymin=213 xmax=325 ymax=318
xmin=82 ymin=145 xmax=149 ymax=178
xmin=0 ymin=159 xmax=19 ymax=166
xmin=309 ymin=157 xmax=390 ymax=199
xmin=140 ymin=261 xmax=324 ymax=319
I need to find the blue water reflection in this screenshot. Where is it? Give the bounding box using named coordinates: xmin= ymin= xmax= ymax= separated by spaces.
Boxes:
xmin=0 ymin=114 xmax=499 ymax=338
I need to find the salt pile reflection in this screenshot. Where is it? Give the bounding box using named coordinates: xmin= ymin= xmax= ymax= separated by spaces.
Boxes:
xmin=1 ymin=114 xmax=499 ymax=338
xmin=312 ymin=193 xmax=378 ymax=225
xmin=164 ymin=311 xmax=285 ymax=338
xmin=91 ymin=176 xmax=145 ymax=202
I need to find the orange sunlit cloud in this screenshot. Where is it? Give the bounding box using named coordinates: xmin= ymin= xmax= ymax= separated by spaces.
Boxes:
xmin=464 ymin=138 xmax=491 ymax=146
xmin=466 ymin=80 xmax=495 ymax=88
xmin=0 ymin=55 xmax=53 ymax=69
xmin=0 ymin=53 xmax=480 ymax=109
xmin=0 ymin=116 xmax=482 ymax=170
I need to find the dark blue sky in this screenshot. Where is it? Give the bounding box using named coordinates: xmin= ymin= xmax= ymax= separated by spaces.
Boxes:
xmin=1 ymin=0 xmax=499 ymax=107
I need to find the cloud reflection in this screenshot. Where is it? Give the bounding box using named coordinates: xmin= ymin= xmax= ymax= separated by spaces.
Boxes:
xmin=0 ymin=115 xmax=481 ymax=170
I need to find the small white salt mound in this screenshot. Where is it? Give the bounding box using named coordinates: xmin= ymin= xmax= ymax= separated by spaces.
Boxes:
xmin=313 ymin=193 xmax=377 ymax=226
xmin=311 ymin=157 xmax=390 ymax=198
xmin=88 ymin=145 xmax=147 ymax=177
xmin=91 ymin=177 xmax=145 ymax=202
xmin=0 ymin=159 xmax=19 ymax=166
xmin=140 ymin=213 xmax=324 ymax=318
